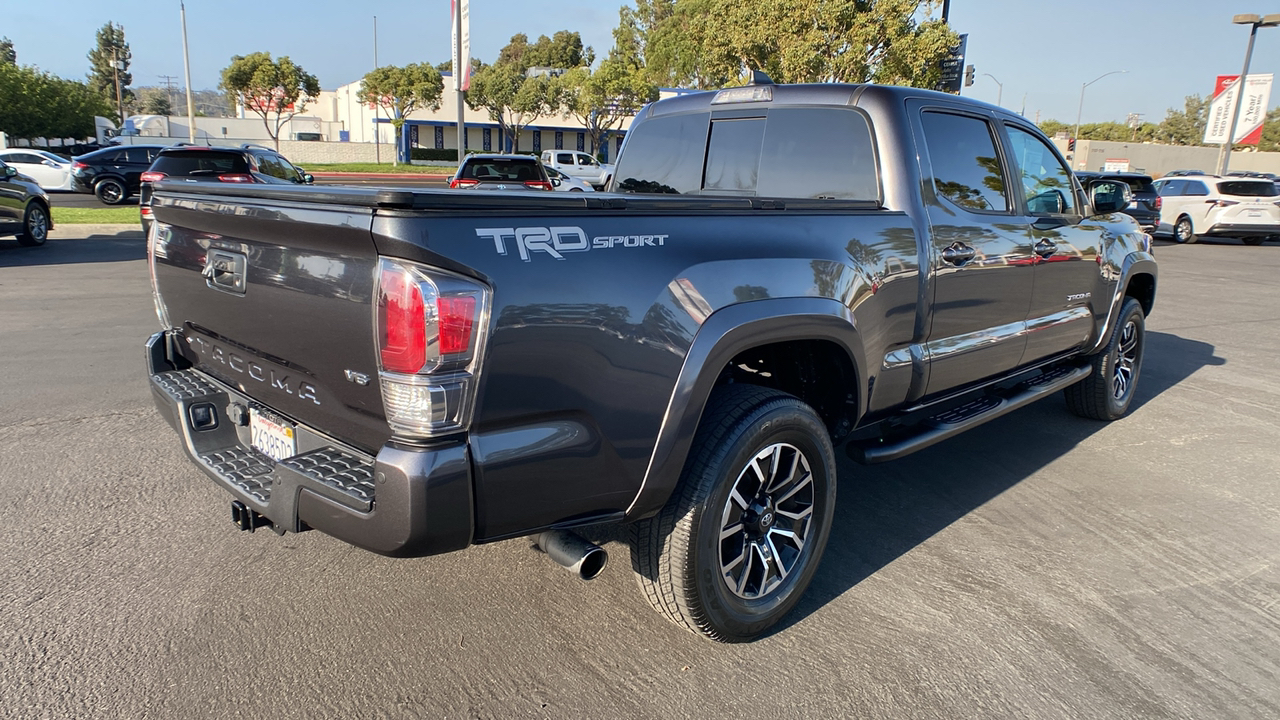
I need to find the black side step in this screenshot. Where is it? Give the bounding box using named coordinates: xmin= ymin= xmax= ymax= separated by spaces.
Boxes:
xmin=847 ymin=364 xmax=1091 ymax=464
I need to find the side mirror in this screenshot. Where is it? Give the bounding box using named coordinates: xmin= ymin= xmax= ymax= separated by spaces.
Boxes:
xmin=551 ymin=178 xmax=562 ymax=188
xmin=303 ymin=173 xmax=314 ymax=185
xmin=1089 ymin=179 xmax=1132 ymax=215
xmin=3 ymin=165 xmax=16 ymax=179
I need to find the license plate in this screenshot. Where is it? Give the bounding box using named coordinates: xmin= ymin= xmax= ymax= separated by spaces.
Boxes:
xmin=250 ymin=408 xmax=296 ymax=462
xmin=1246 ymin=210 xmax=1263 ymax=218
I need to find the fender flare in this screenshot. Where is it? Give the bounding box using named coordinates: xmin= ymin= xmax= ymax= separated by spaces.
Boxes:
xmin=624 ymin=297 xmax=866 ymax=520
xmin=1088 ymin=252 xmax=1157 ymax=355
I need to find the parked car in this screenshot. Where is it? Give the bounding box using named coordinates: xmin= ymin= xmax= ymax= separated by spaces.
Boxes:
xmin=448 ymin=154 xmax=552 ymax=190
xmin=70 ymin=144 xmax=166 ymax=204
xmin=543 ymin=165 xmax=594 ymax=192
xmin=540 ymin=150 xmax=613 ymax=189
xmin=0 ymin=149 xmax=76 ymax=191
xmin=1163 ymin=169 xmax=1205 ymax=177
xmin=143 ymin=80 xmax=1155 ymax=642
xmin=0 ymin=161 xmax=53 ymax=247
xmin=1076 ymin=171 xmax=1160 ymax=232
xmin=1152 ymin=175 xmax=1280 ymax=245
xmin=139 ymin=144 xmax=315 ymax=235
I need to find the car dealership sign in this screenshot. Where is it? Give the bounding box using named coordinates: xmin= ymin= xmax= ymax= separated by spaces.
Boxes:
xmin=1204 ymin=73 xmax=1273 ymax=145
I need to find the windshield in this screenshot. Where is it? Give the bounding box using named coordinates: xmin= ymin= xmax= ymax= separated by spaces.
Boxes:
xmin=1217 ymin=180 xmax=1278 ymax=197
xmin=37 ymin=151 xmax=69 ymax=164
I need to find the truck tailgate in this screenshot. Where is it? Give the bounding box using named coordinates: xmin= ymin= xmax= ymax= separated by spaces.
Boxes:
xmin=151 ymin=191 xmax=389 ymax=453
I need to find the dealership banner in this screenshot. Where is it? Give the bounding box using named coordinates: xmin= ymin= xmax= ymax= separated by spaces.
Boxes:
xmin=1204 ymin=73 xmax=1272 ymax=145
xmin=451 ymin=0 xmax=471 ymax=91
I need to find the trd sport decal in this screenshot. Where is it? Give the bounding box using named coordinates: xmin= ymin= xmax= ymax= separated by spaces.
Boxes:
xmin=477 ymin=227 xmax=669 ymax=261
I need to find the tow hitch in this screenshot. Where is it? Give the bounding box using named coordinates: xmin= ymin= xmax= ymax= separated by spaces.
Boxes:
xmin=230 ymin=500 xmax=274 ymax=533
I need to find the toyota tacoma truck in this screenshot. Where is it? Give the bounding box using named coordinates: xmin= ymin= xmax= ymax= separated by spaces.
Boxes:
xmin=144 ymin=80 xmax=1156 ymax=642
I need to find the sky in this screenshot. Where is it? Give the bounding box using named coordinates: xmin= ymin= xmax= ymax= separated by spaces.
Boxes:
xmin=5 ymin=0 xmax=1280 ymax=126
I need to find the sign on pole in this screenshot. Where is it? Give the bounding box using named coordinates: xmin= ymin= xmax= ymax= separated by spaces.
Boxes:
xmin=451 ymin=0 xmax=471 ymax=91
xmin=934 ymin=34 xmax=968 ymax=95
xmin=1204 ymin=73 xmax=1273 ymax=145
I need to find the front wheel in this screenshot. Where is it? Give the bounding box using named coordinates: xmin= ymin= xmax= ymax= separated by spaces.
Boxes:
xmin=630 ymin=385 xmax=836 ymax=642
xmin=16 ymin=204 xmax=49 ymax=247
xmin=95 ymin=178 xmax=128 ymax=205
xmin=1242 ymin=237 xmax=1265 ymax=246
xmin=1065 ymin=297 xmax=1145 ymax=420
xmin=1173 ymin=215 xmax=1198 ymax=244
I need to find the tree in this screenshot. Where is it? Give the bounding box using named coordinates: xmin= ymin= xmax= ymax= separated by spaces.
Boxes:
xmin=1157 ymin=94 xmax=1208 ymax=146
xmin=1 ymin=37 xmax=15 ymax=65
xmin=220 ymin=52 xmax=321 ymax=150
xmin=358 ymin=63 xmax=445 ymax=163
xmin=1259 ymin=107 xmax=1280 ymax=153
xmin=634 ymin=0 xmax=958 ymax=89
xmin=86 ymin=22 xmax=132 ymax=121
xmin=136 ymin=86 xmax=173 ymax=116
xmin=0 ymin=63 xmax=110 ymax=141
xmin=556 ymin=60 xmax=659 ymax=155
xmin=466 ymin=62 xmax=556 ymax=152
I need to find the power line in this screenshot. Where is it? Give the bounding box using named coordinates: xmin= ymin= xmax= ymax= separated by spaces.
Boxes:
xmin=158 ymin=74 xmax=180 ymax=112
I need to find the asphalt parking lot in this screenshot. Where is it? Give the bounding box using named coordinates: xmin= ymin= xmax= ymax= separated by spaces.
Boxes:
xmin=1 ymin=229 xmax=1277 ymax=718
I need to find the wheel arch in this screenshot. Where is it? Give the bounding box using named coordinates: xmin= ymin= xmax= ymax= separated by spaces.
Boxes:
xmin=624 ymin=297 xmax=866 ymax=521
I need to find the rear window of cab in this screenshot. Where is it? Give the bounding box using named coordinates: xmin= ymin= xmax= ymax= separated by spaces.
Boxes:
xmin=613 ymin=106 xmax=879 ymax=201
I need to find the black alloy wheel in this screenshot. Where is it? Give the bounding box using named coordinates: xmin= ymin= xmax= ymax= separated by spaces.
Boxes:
xmin=1065 ymin=297 xmax=1146 ymax=421
xmin=95 ymin=178 xmax=127 ymax=205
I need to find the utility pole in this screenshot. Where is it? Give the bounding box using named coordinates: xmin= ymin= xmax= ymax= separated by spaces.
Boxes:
xmin=180 ymin=2 xmax=196 ymax=143
xmin=158 ymin=74 xmax=180 ymax=113
xmin=373 ymin=15 xmax=380 ymax=164
xmin=455 ymin=0 xmax=466 ymax=162
xmin=112 ymin=46 xmax=125 ymax=126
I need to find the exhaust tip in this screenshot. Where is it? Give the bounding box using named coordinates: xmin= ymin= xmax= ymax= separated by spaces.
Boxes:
xmin=536 ymin=530 xmax=608 ymax=581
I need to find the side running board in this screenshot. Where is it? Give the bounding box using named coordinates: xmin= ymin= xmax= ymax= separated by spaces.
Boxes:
xmin=847 ymin=364 xmax=1091 ymax=464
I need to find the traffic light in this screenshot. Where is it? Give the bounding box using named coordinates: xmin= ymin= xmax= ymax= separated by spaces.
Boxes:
xmin=964 ymin=65 xmax=975 ymax=87
xmin=1068 ymin=138 xmax=1076 ymax=152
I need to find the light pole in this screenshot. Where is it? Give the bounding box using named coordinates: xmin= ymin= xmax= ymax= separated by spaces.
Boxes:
xmin=111 ymin=49 xmax=125 ymax=126
xmin=1073 ymin=70 xmax=1127 ymax=161
xmin=1216 ymin=13 xmax=1280 ymax=175
xmin=982 ymin=73 xmax=1003 ymax=106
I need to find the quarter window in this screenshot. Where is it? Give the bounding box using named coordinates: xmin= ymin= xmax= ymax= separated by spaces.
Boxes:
xmin=920 ymin=112 xmax=1009 ymax=212
xmin=1184 ymin=181 xmax=1210 ymax=197
xmin=613 ymin=112 xmax=710 ymax=194
xmin=1004 ymin=125 xmax=1076 ymax=215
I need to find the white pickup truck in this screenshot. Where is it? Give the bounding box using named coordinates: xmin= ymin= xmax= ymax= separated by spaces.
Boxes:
xmin=539 ymin=149 xmax=614 ymax=189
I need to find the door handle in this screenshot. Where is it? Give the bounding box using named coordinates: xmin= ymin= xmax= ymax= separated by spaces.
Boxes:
xmin=941 ymin=242 xmax=976 ymax=265
xmin=1034 ymin=239 xmax=1057 ymax=258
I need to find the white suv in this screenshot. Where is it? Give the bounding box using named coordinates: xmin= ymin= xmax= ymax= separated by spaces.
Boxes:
xmin=539 ymin=150 xmax=614 ymax=189
xmin=1153 ymin=175 xmax=1280 ymax=245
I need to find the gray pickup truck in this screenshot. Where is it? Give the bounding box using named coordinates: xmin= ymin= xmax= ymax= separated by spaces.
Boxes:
xmin=145 ymin=80 xmax=1156 ymax=642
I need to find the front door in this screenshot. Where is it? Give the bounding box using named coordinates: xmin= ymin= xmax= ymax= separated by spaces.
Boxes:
xmin=913 ymin=105 xmax=1037 ymax=396
xmin=1000 ymin=122 xmax=1108 ymax=363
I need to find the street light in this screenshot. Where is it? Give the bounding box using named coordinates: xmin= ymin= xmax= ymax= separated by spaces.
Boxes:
xmin=1215 ymin=13 xmax=1280 ymax=175
xmin=982 ymin=73 xmax=1003 ymax=106
xmin=1072 ymin=70 xmax=1127 ymax=163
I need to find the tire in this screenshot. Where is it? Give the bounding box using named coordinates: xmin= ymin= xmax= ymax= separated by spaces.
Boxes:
xmin=1242 ymin=237 xmax=1265 ymax=246
xmin=16 ymin=203 xmax=49 ymax=247
xmin=95 ymin=178 xmax=128 ymax=205
xmin=570 ymin=187 xmax=584 ymax=192
xmin=1065 ymin=297 xmax=1145 ymax=421
xmin=1173 ymin=215 xmax=1198 ymax=244
xmin=629 ymin=385 xmax=837 ymax=642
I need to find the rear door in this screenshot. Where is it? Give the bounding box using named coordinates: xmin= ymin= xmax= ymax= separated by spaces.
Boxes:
xmin=151 ymin=191 xmax=388 ymax=452
xmin=911 ymin=103 xmax=1036 ymax=395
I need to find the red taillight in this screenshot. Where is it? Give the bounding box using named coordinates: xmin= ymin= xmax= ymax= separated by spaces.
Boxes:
xmin=1154 ymin=197 xmax=1162 ymax=211
xmin=140 ymin=206 xmax=152 ymax=216
xmin=523 ymin=180 xmax=552 ymax=191
xmin=438 ymin=296 xmax=477 ymax=355
xmin=377 ymin=265 xmax=427 ymax=374
xmin=140 ymin=171 xmax=166 ymax=183
xmin=449 ymin=178 xmax=479 ymax=189
xmin=217 ymin=173 xmax=256 ymax=183
xmin=72 ymin=161 xmax=88 ymax=170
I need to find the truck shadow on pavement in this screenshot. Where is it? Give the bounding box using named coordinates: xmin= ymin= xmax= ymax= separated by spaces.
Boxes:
xmin=770 ymin=330 xmax=1225 ymax=637
xmin=0 ymin=233 xmax=146 ymax=267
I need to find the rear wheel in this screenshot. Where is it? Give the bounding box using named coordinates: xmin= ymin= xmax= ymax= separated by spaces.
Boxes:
xmin=1242 ymin=237 xmax=1265 ymax=246
xmin=1065 ymin=297 xmax=1145 ymax=420
xmin=17 ymin=204 xmax=49 ymax=247
xmin=95 ymin=178 xmax=128 ymax=205
xmin=1173 ymin=215 xmax=1198 ymax=244
xmin=629 ymin=385 xmax=836 ymax=642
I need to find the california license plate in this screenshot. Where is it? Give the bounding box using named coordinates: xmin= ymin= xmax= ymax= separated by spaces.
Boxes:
xmin=250 ymin=408 xmax=296 ymax=462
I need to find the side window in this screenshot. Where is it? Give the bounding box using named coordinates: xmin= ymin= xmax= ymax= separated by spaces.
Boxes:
xmin=274 ymin=155 xmax=301 ymax=182
xmin=12 ymin=153 xmax=43 ymax=164
xmin=756 ymin=107 xmax=879 ymax=200
xmin=124 ymin=147 xmax=152 ymax=164
xmin=1158 ymin=180 xmax=1185 ymax=196
xmin=703 ymin=118 xmax=766 ymax=193
xmin=577 ymin=153 xmax=598 ymax=167
xmin=920 ymin=111 xmax=1009 ymax=212
xmin=1184 ymin=181 xmax=1209 ymax=197
xmin=556 ymin=153 xmax=574 ymax=165
xmin=1004 ymin=125 xmax=1076 ymax=215
xmin=254 ymin=153 xmax=283 ymax=179
xmin=613 ymin=112 xmax=710 ymax=194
